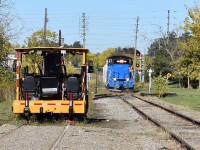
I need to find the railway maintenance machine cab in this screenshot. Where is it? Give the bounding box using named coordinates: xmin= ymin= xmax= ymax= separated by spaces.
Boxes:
xmin=12 ymin=47 xmax=93 ymax=118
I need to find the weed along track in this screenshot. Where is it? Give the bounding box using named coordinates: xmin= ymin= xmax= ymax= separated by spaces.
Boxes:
xmin=119 ymin=95 xmax=200 ymax=150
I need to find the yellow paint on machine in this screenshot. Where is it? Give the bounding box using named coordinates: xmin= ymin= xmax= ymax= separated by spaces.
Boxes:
xmin=13 ymin=100 xmax=86 ymax=114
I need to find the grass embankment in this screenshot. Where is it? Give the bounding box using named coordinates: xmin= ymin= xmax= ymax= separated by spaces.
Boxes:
xmin=0 ymin=82 xmax=15 ymax=125
xmin=87 ymin=73 xmax=109 ymax=118
xmin=162 ymin=88 xmax=200 ymax=112
xmin=138 ymin=82 xmax=200 ymax=112
xmin=0 ymin=99 xmax=13 ymax=124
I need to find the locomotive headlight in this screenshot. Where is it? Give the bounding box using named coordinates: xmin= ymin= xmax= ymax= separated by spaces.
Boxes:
xmin=126 ymin=78 xmax=129 ymax=82
xmin=113 ymin=78 xmax=117 ymax=82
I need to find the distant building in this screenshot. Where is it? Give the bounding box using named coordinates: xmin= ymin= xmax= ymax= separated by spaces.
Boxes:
xmin=1 ymin=53 xmax=16 ymax=69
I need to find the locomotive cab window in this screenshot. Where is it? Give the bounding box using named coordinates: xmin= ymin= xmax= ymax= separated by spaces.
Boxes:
xmin=108 ymin=58 xmax=113 ymax=65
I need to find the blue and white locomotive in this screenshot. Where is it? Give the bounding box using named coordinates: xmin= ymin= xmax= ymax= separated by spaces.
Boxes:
xmin=103 ymin=56 xmax=134 ymax=91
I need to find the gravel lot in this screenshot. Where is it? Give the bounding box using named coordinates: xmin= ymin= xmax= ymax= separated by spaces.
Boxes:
xmin=0 ymin=96 xmax=190 ymax=150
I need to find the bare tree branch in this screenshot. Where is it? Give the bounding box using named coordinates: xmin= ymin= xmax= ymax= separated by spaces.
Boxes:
xmin=0 ymin=0 xmax=24 ymax=41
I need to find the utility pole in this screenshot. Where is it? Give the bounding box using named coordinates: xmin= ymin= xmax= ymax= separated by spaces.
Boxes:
xmin=43 ymin=8 xmax=48 ymax=46
xmin=142 ymin=49 xmax=145 ymax=82
xmin=59 ymin=30 xmax=61 ymax=47
xmin=95 ymin=66 xmax=98 ymax=94
xmin=139 ymin=54 xmax=142 ymax=82
xmin=81 ymin=13 xmax=86 ymax=48
xmin=167 ymin=10 xmax=170 ymax=44
xmin=133 ymin=16 xmax=139 ymax=83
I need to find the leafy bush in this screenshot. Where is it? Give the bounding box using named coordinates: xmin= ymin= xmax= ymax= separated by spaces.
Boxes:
xmin=134 ymin=82 xmax=146 ymax=91
xmin=153 ymin=74 xmax=169 ymax=97
xmin=0 ymin=66 xmax=15 ymax=102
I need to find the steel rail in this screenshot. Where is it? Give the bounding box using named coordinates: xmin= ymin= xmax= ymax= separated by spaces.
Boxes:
xmin=120 ymin=96 xmax=195 ymax=150
xmin=49 ymin=124 xmax=70 ymax=150
xmin=94 ymin=93 xmax=200 ymax=126
xmin=0 ymin=122 xmax=26 ymax=141
xmin=133 ymin=95 xmax=200 ymax=126
xmin=93 ymin=93 xmax=197 ymax=149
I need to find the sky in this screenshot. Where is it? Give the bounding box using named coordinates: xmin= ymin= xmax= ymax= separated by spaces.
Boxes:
xmin=11 ymin=0 xmax=196 ymax=54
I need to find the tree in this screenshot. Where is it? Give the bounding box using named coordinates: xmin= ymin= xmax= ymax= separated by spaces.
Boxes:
xmin=22 ymin=29 xmax=58 ymax=73
xmin=65 ymin=41 xmax=83 ymax=66
xmin=153 ymin=48 xmax=171 ymax=76
xmin=0 ymin=0 xmax=23 ymax=41
xmin=0 ymin=0 xmax=22 ymax=64
xmin=0 ymin=33 xmax=11 ymax=63
xmin=174 ymin=2 xmax=200 ymax=88
xmin=26 ymin=29 xmax=57 ymax=47
xmin=175 ymin=36 xmax=200 ymax=88
xmin=147 ymin=32 xmax=177 ymax=76
xmin=97 ymin=48 xmax=116 ymax=67
xmin=71 ymin=41 xmax=82 ymax=48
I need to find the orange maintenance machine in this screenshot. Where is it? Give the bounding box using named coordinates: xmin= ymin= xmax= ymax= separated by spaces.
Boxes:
xmin=12 ymin=47 xmax=93 ymax=117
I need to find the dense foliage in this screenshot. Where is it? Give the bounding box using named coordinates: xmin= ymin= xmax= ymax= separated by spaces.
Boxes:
xmin=26 ymin=29 xmax=58 ymax=47
xmin=175 ymin=4 xmax=200 ymax=88
xmin=147 ymin=32 xmax=177 ymax=76
xmin=146 ymin=3 xmax=200 ymax=88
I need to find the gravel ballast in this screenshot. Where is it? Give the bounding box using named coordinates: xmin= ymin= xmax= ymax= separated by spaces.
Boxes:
xmin=0 ymin=97 xmax=189 ymax=149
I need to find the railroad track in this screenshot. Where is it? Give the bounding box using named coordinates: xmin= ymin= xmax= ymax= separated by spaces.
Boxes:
xmin=0 ymin=122 xmax=26 ymax=141
xmin=132 ymin=95 xmax=200 ymax=126
xmin=0 ymin=122 xmax=71 ymax=150
xmin=94 ymin=94 xmax=200 ymax=150
xmin=49 ymin=124 xmax=70 ymax=150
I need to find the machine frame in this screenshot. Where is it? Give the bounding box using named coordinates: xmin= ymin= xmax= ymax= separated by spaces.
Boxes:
xmin=12 ymin=47 xmax=90 ymax=116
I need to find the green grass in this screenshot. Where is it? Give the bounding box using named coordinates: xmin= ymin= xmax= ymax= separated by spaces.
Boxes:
xmin=136 ymin=81 xmax=200 ymax=112
xmin=87 ymin=73 xmax=109 ymax=118
xmin=162 ymin=88 xmax=200 ymax=111
xmin=0 ymin=99 xmax=13 ymax=124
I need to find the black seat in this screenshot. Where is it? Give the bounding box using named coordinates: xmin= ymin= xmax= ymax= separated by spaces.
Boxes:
xmin=22 ymin=76 xmax=37 ymax=99
xmin=66 ymin=76 xmax=81 ymax=100
xmin=40 ymin=77 xmax=59 ymax=99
